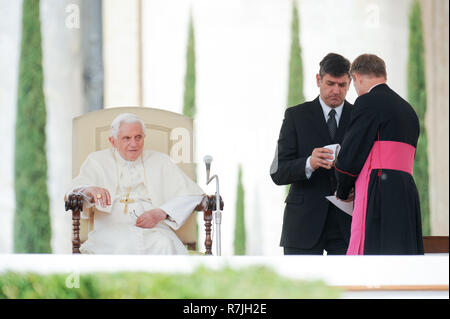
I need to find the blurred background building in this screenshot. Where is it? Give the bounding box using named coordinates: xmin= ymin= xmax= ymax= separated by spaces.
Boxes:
xmin=0 ymin=0 xmax=448 ymax=255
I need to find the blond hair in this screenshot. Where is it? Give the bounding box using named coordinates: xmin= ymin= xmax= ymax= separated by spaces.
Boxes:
xmin=350 ymin=54 xmax=387 ymax=79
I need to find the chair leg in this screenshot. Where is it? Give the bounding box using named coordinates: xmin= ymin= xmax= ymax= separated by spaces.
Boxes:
xmin=72 ymin=210 xmax=81 ymax=254
xmin=65 ymin=194 xmax=84 ymax=254
xmin=204 ymin=210 xmax=213 ymax=255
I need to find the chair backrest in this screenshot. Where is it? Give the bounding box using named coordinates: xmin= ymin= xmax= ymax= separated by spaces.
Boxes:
xmin=72 ymin=106 xmax=197 ymax=245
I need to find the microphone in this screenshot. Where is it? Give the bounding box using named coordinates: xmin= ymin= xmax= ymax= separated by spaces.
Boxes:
xmin=204 ymin=155 xmax=213 ymax=182
xmin=202 ymin=154 xmax=222 ymax=256
xmin=204 ymin=155 xmax=213 ymax=166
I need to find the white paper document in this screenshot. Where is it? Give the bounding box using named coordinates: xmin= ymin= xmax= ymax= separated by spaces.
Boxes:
xmin=326 ymin=196 xmax=353 ymax=216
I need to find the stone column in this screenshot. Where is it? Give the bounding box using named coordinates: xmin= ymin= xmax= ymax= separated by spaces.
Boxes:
xmin=421 ymin=0 xmax=449 ymax=235
xmin=40 ymin=0 xmax=84 ymax=252
xmin=102 ymin=0 xmax=142 ymax=107
xmin=81 ymin=0 xmax=104 ymax=112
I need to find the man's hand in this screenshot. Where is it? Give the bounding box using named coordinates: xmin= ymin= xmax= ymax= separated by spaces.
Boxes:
xmin=334 ymin=189 xmax=354 ymax=202
xmin=79 ymin=186 xmax=111 ymax=208
xmin=310 ymin=148 xmax=334 ymax=170
xmin=136 ymin=209 xmax=167 ymax=229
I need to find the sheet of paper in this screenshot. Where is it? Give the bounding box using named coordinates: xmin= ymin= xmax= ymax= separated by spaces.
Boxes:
xmin=326 ymin=196 xmax=353 ymax=216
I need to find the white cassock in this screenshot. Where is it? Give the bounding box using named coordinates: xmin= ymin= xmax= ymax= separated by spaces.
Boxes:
xmin=68 ymin=148 xmax=204 ymax=255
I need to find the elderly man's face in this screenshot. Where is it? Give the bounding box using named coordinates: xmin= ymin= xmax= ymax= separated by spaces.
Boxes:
xmin=109 ymin=122 xmax=145 ymax=161
xmin=316 ymin=73 xmax=351 ymax=107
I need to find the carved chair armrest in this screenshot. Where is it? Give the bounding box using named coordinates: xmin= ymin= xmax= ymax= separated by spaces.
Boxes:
xmin=194 ymin=194 xmax=224 ymax=212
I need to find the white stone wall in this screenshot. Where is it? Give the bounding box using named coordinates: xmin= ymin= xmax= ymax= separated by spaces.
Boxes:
xmin=421 ymin=0 xmax=449 ymax=236
xmin=0 ymin=0 xmax=22 ymax=253
xmin=103 ymin=0 xmax=142 ymax=107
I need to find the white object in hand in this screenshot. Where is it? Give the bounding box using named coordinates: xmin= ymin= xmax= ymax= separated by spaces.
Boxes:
xmin=324 ymin=144 xmax=341 ymax=162
xmin=326 ymin=196 xmax=353 ymax=216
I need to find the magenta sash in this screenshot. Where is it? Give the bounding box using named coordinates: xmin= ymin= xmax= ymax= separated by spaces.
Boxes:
xmin=346 ymin=141 xmax=416 ymax=255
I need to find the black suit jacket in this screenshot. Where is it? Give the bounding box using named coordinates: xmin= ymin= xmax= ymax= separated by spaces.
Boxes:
xmin=270 ymin=97 xmax=353 ymax=249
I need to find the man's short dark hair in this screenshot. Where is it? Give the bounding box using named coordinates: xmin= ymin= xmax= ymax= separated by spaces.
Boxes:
xmin=319 ymin=53 xmax=351 ymax=78
xmin=350 ymin=54 xmax=387 ymax=79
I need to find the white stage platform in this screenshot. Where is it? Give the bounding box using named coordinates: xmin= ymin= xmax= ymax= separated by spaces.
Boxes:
xmin=0 ymin=254 xmax=448 ymax=299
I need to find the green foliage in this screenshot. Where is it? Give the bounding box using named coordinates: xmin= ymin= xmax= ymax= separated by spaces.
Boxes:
xmin=234 ymin=165 xmax=246 ymax=255
xmin=408 ymin=0 xmax=430 ymax=235
xmin=14 ymin=0 xmax=51 ymax=252
xmin=0 ymin=266 xmax=341 ymax=299
xmin=183 ymin=12 xmax=196 ymax=118
xmin=182 ymin=12 xmax=198 ymax=244
xmin=286 ymin=1 xmax=304 ymax=194
xmin=287 ymin=1 xmax=305 ymax=108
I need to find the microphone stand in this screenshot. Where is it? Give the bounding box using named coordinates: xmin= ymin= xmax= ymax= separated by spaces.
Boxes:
xmin=204 ymin=155 xmax=221 ymax=256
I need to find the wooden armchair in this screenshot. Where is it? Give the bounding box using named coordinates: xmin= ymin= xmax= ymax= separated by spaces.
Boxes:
xmin=64 ymin=106 xmax=224 ymax=255
xmin=65 ymin=193 xmax=223 ymax=254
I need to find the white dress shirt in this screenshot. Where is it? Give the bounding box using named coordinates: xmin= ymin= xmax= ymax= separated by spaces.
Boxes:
xmin=305 ymin=96 xmax=344 ymax=179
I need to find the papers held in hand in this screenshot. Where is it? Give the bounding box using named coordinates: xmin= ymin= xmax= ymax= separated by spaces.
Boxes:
xmin=326 ymin=196 xmax=353 ymax=216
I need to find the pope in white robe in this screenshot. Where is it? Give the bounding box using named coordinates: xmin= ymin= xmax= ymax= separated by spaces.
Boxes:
xmin=68 ymin=113 xmax=204 ymax=255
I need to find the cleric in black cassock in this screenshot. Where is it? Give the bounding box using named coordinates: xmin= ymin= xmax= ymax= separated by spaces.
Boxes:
xmin=335 ymin=54 xmax=424 ymax=255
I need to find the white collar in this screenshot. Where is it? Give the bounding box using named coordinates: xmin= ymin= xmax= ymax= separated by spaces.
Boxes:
xmin=113 ymin=148 xmax=141 ymax=167
xmin=319 ymin=95 xmax=344 ymax=124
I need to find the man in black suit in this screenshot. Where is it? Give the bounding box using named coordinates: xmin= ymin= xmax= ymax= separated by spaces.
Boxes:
xmin=270 ymin=53 xmax=353 ymax=255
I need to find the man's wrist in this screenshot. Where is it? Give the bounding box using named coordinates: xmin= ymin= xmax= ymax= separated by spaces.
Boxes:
xmin=305 ymin=156 xmax=315 ymax=179
xmin=336 ymin=188 xmax=350 ymax=200
xmin=157 ymin=209 xmax=170 ymax=221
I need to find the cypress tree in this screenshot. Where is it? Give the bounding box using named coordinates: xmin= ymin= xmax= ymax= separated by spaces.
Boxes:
xmin=287 ymin=1 xmax=305 ymax=108
xmin=14 ymin=0 xmax=52 ymax=253
xmin=286 ymin=1 xmax=305 ymax=194
xmin=183 ymin=12 xmax=196 ymax=118
xmin=408 ymin=0 xmax=430 ymax=235
xmin=182 ymin=11 xmax=198 ymax=249
xmin=234 ymin=165 xmax=246 ymax=255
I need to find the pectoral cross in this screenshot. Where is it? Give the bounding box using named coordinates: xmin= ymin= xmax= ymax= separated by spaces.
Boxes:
xmin=120 ymin=188 xmax=135 ymax=214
